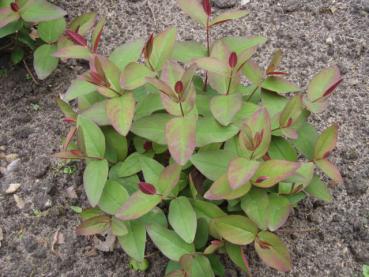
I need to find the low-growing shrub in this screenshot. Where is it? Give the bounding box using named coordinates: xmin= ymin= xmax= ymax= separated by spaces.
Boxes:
xmin=0 ymin=1 xmax=104 ymax=80
xmin=55 ymin=0 xmax=342 ymax=275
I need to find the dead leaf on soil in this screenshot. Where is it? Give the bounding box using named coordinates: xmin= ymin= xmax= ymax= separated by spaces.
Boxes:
xmin=93 ymin=232 xmax=116 ymax=252
xmin=51 ymin=228 xmax=65 ymax=255
xmin=5 ymin=183 xmax=21 ymax=194
xmin=13 ymin=194 xmax=25 ymax=209
xmin=66 ymin=186 xmax=78 ymax=199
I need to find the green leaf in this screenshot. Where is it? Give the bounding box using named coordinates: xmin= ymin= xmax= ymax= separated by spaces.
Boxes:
xmin=33 ymin=44 xmax=58 ymax=80
xmin=80 ymin=207 xmax=105 ymax=221
xmin=261 ymin=90 xmax=288 ymax=118
xmin=315 ymin=159 xmax=343 ymax=184
xmin=77 ymin=115 xmax=105 ymax=158
xmin=111 ymin=216 xmax=128 ymax=236
xmin=180 ymin=254 xmax=215 ymax=277
xmin=209 ymin=10 xmax=248 ymax=26
xmin=166 ymin=114 xmax=196 ymax=165
xmin=53 ymin=45 xmax=91 ymax=60
xmin=69 ymin=12 xmax=96 ymax=34
xmin=65 ymin=79 xmax=97 ymax=101
xmin=255 ymin=231 xmax=292 ymax=272
xmin=147 ymin=224 xmax=195 ymax=261
xmin=165 ymin=261 xmax=182 ymax=275
xmin=76 ymin=215 xmax=110 ymax=236
xmin=172 ymin=41 xmax=207 ymax=63
xmin=83 ymin=159 xmax=109 ymax=207
xmin=98 ymin=180 xmax=129 ymax=214
xmin=109 ymin=38 xmax=145 ymax=70
xmin=190 ymin=200 xmax=226 ymax=223
xmin=106 ymin=93 xmax=136 ymax=136
xmin=313 ymin=124 xmax=338 ymax=160
xmin=307 ymin=65 xmax=341 ymax=102
xmin=80 ymin=100 xmax=109 ymax=126
xmin=266 ymin=193 xmax=290 ymax=231
xmin=169 ymin=196 xmax=197 ymax=243
xmin=284 ymin=162 xmax=314 ymax=191
xmin=103 ymin=127 xmax=128 ymax=163
xmin=194 ymin=218 xmax=209 ymax=250
xmin=120 ymin=62 xmax=155 ymax=90
xmin=222 ymin=36 xmax=267 ymax=54
xmin=268 ymin=136 xmax=298 ymax=161
xmin=227 ymin=158 xmax=259 ymax=189
xmin=38 ymin=18 xmax=66 ymax=43
xmin=150 ymin=27 xmax=177 ymax=71
xmin=252 ymin=160 xmax=300 ymax=188
xmin=140 ymin=156 xmax=164 ymax=185
xmin=204 ymin=174 xmax=251 ymax=201
xmin=140 ymin=207 xmax=168 ymax=227
xmin=176 ymin=0 xmax=207 ymax=27
xmin=118 ymin=220 xmax=146 ymax=261
xmin=157 ymin=163 xmax=182 ymax=196
xmin=279 ymin=95 xmax=303 ymax=128
xmin=210 ymin=94 xmax=242 ymax=126
xmin=131 ymin=113 xmax=171 ymax=145
xmin=115 ymin=191 xmax=161 ymax=221
xmin=241 ymin=188 xmax=269 ymax=230
xmin=196 ymin=117 xmax=239 ymax=147
xmin=0 ymin=8 xmax=20 ymax=30
xmin=20 ymin=0 xmax=66 ymax=22
xmin=191 ymin=150 xmax=236 ymax=181
xmin=261 ymin=76 xmax=300 ymax=94
xmin=135 ymin=91 xmax=163 ymax=119
xmin=0 ymin=19 xmax=22 ymax=38
xmin=363 ymin=265 xmax=369 ymax=277
xmin=109 ymin=152 xmax=142 ymax=178
xmin=56 ymin=98 xmax=77 ymax=119
xmin=208 ymin=255 xmax=225 ymax=277
xmin=11 ymin=47 xmax=24 ymax=65
xmin=195 ymin=57 xmax=229 ymax=76
xmin=91 ymin=17 xmax=105 ymax=52
xmin=304 ymin=175 xmax=332 ymax=202
xmin=242 ymin=60 xmax=264 ymax=85
xmin=225 ymin=243 xmax=251 ymax=273
xmin=292 ymin=122 xmax=318 ymax=160
xmin=210 ymin=215 xmax=257 ymax=245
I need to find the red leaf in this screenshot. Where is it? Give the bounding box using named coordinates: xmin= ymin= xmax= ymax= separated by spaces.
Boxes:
xmin=267 ymin=71 xmax=288 ymax=76
xmin=263 ymin=153 xmax=271 ymax=161
xmin=70 ymin=149 xmax=83 ymax=156
xmin=63 ymin=126 xmax=77 ymax=150
xmin=138 ymin=182 xmax=156 ymax=195
xmin=143 ymin=33 xmax=154 ymax=60
xmin=285 ymin=118 xmax=293 ymax=128
xmin=175 ymin=80 xmax=184 ymax=94
xmin=255 ymin=176 xmax=269 ymax=183
xmin=144 ymin=141 xmax=153 ymax=151
xmin=229 ymin=52 xmax=238 ymax=68
xmin=202 ymin=0 xmax=212 ymax=16
xmin=322 ymin=78 xmax=343 ymax=97
xmin=65 ymin=30 xmax=88 ymax=47
xmin=10 ymin=2 xmax=19 ymax=12
xmin=63 ymin=117 xmax=76 ymax=123
xmin=93 ymin=29 xmax=103 ymax=53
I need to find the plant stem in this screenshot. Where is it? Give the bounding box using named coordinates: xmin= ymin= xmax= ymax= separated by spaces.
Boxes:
xmin=203 ymin=17 xmax=210 ymax=92
xmin=246 ymin=85 xmax=259 ymax=101
xmin=179 ymin=101 xmax=184 ymax=117
xmin=23 ymin=60 xmax=39 ymax=85
xmin=226 ymin=69 xmax=234 ymax=95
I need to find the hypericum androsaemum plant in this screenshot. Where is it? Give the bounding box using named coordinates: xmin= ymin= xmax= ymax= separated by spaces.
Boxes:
xmin=55 ymin=0 xmax=343 ymax=275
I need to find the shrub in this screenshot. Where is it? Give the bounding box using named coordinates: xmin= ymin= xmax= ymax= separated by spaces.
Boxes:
xmin=55 ymin=0 xmax=342 ymax=275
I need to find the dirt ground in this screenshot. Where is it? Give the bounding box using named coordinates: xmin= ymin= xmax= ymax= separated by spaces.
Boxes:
xmin=0 ymin=0 xmax=368 ymax=276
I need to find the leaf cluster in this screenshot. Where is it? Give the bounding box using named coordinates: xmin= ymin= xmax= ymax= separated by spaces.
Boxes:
xmin=53 ymin=0 xmax=343 ymax=275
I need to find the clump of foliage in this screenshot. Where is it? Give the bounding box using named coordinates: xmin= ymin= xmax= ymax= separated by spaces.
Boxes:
xmin=0 ymin=1 xmax=105 ymax=80
xmin=55 ymin=0 xmax=342 ymax=275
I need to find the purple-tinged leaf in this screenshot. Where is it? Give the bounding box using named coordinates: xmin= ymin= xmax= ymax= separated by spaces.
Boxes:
xmin=177 ymin=0 xmax=208 ymax=27
xmin=307 ymin=65 xmax=341 ymax=102
xmin=53 ymin=45 xmax=91 ymax=60
xmin=227 ymin=158 xmax=259 ymax=189
xmin=225 ymin=243 xmax=252 ymax=274
xmin=210 ymin=93 xmax=242 ymax=126
xmin=195 ymin=57 xmax=230 ymax=76
xmin=313 ymin=124 xmax=338 ymax=160
xmin=202 ymin=0 xmax=211 ymax=16
xmin=228 ymin=52 xmax=237 ymax=68
xmin=139 ymin=182 xmax=157 ymax=195
xmin=279 ymin=95 xmax=303 ymax=128
xmin=280 ymin=127 xmax=298 ymax=140
xmin=0 ymin=7 xmax=20 ymax=29
xmin=204 ymin=240 xmax=224 ymax=255
xmin=65 ymin=30 xmax=87 ymax=46
xmin=150 ymin=27 xmax=177 ymax=71
xmin=143 ymin=33 xmax=154 ymax=60
xmin=314 ymin=159 xmax=343 ymax=184
xmin=204 ymin=174 xmax=251 ymax=201
xmin=302 ymin=95 xmax=329 ymax=113
xmin=75 ymin=215 xmax=110 ymax=236
xmin=255 ymin=231 xmax=292 ymax=272
xmin=92 ymin=17 xmax=105 ymax=53
xmin=165 ymin=114 xmax=197 ymax=165
xmin=53 ymin=150 xmax=82 ymax=160
xmin=209 ymin=10 xmax=248 ymax=27
xmin=157 ymin=163 xmax=182 ymax=196
xmin=146 ymin=77 xmax=178 ymax=102
xmin=115 ymin=191 xmax=161 ymax=221
xmin=242 ymin=60 xmax=264 ymax=85
xmin=251 ymin=160 xmax=300 ymax=188
xmin=266 ymin=49 xmax=282 ymax=74
xmin=10 ymin=2 xmax=19 ymax=12
xmin=210 ymin=215 xmax=257 ymax=245
xmin=105 ymin=93 xmax=135 ymax=136
xmin=109 ymin=38 xmax=145 ymax=70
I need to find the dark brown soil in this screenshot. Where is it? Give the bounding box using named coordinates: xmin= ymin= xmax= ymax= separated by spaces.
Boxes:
xmin=1 ymin=0 xmax=368 ymax=276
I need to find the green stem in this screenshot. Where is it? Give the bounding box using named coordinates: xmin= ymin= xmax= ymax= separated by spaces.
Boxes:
xmin=226 ymin=69 xmax=234 ymax=95
xmin=179 ymin=101 xmax=184 ymax=117
xmin=246 ymin=85 xmax=259 ymax=101
xmin=203 ymin=17 xmax=210 ymax=92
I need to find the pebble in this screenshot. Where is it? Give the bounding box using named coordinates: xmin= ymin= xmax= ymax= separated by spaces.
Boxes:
xmin=5 ymin=154 xmax=18 ymax=163
xmin=213 ymin=0 xmax=238 ymax=9
xmin=14 ymin=194 xmax=25 ymax=209
xmin=5 ymin=183 xmax=21 ymax=194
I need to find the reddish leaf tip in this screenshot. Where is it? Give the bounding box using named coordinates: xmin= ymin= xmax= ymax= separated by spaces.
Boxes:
xmin=63 ymin=117 xmax=76 ymax=123
xmin=229 ymin=52 xmax=238 ymax=68
xmin=202 ymin=0 xmax=212 ymax=16
xmin=255 ymin=176 xmax=269 ymax=184
xmin=65 ymin=30 xmax=88 ymax=47
xmin=285 ymin=118 xmax=293 ymax=128
xmin=143 ymin=33 xmax=154 ymax=60
xmin=322 ymin=78 xmax=343 ymax=97
xmin=70 ymin=149 xmax=82 ymax=156
xmin=10 ymin=2 xmax=19 ymax=12
xmin=138 ymin=182 xmax=156 ymax=195
xmin=174 ymin=80 xmax=184 ymax=94
xmin=143 ymin=141 xmax=153 ymax=151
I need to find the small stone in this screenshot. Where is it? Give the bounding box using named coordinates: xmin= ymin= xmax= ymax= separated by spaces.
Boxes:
xmin=241 ymin=0 xmax=250 ymax=4
xmin=44 ymin=199 xmax=52 ymax=209
xmin=213 ymin=0 xmax=237 ymax=9
xmin=66 ymin=186 xmax=78 ymax=199
xmin=326 ymin=37 xmax=333 ymax=45
xmin=14 ymin=194 xmax=25 ymax=209
xmin=5 ymin=183 xmax=21 ymax=194
xmin=5 ymin=159 xmax=20 ymax=175
xmin=0 ymin=146 xmax=5 ymax=151
xmin=5 ymin=154 xmax=18 ymax=162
